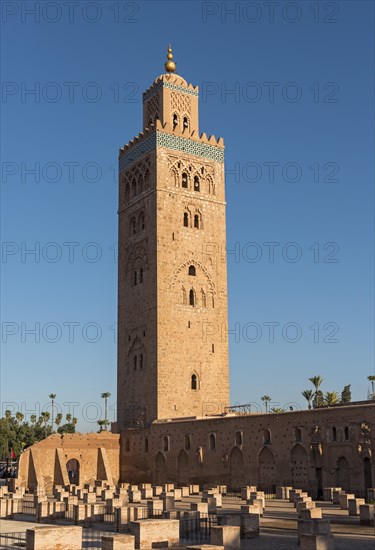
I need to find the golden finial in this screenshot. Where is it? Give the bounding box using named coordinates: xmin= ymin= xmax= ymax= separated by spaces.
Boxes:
xmin=164 ymin=45 xmax=176 ymax=73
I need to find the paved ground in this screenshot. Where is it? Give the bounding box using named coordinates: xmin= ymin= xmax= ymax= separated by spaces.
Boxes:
xmin=0 ymin=497 xmax=374 ymax=549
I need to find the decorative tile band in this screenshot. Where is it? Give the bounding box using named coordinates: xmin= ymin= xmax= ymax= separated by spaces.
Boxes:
xmin=143 ymin=80 xmax=199 ymax=102
xmin=119 ymin=132 xmax=224 ymax=172
xmin=119 ymin=133 xmax=156 ymax=172
xmin=156 ymin=133 xmax=224 ymax=163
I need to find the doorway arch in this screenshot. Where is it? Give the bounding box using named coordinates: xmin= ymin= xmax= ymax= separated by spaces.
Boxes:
xmin=155 ymin=451 xmax=167 ymax=485
xmin=291 ymin=444 xmax=309 ymax=489
xmin=66 ymin=459 xmax=80 ymax=485
xmin=258 ymin=446 xmax=275 ymax=491
xmin=177 ymin=450 xmax=189 ymax=485
xmin=364 ymin=457 xmax=373 ymax=491
xmin=336 ymin=456 xmax=350 ymax=492
xmin=229 ymin=447 xmax=245 ymax=490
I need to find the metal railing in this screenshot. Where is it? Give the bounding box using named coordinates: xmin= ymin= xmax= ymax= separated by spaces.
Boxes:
xmin=180 ymin=513 xmax=218 ymax=544
xmin=21 ymin=499 xmax=36 ymax=515
xmin=0 ymin=531 xmax=26 ymax=549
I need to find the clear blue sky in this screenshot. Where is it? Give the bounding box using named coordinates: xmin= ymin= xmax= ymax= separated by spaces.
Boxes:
xmin=1 ymin=1 xmax=374 ymax=431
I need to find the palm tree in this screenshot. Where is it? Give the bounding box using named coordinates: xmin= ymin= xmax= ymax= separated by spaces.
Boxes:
xmin=55 ymin=413 xmax=63 ymax=430
xmin=30 ymin=414 xmax=36 ymax=426
xmin=261 ymin=395 xmax=271 ymax=413
xmin=72 ymin=418 xmax=78 ymax=430
xmin=324 ymin=391 xmax=340 ymax=406
xmin=15 ymin=412 xmax=24 ymax=425
xmin=309 ymin=376 xmax=324 ymax=408
xmin=40 ymin=412 xmax=50 ymax=438
xmin=66 ymin=413 xmax=72 ymax=423
xmin=302 ymin=389 xmax=313 ymax=410
xmin=49 ymin=394 xmax=56 ymax=432
xmin=101 ymin=392 xmax=111 ymax=431
xmin=270 ymin=407 xmax=285 ymax=413
xmin=97 ymin=420 xmax=105 ymax=433
xmin=368 ymin=375 xmax=375 ymax=399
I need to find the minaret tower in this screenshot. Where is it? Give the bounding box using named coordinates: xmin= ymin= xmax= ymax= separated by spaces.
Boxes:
xmin=117 ymin=47 xmax=229 ymax=429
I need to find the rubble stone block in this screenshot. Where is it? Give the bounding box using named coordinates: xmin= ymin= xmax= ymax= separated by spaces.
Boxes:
xmin=101 ymin=534 xmax=135 ymax=550
xmin=339 ymin=493 xmax=355 ymax=510
xmin=210 ymin=526 xmax=240 ymax=549
xmin=191 ymin=502 xmax=208 ymax=514
xmin=299 ymin=533 xmax=334 ymax=549
xmin=26 ymin=526 xmax=82 ymax=550
xmin=348 ymin=498 xmax=365 ymax=516
xmin=332 ymin=490 xmax=344 ymax=505
xmin=359 ymin=504 xmax=375 ymax=525
xmin=241 ymin=513 xmax=260 ymax=538
xmin=130 ymin=519 xmax=179 ymax=549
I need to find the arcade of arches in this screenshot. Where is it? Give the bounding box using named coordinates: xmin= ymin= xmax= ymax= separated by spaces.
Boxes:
xmin=121 ymin=403 xmax=374 ymax=494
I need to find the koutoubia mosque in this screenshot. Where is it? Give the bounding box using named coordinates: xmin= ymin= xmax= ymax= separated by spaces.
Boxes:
xmin=17 ymin=48 xmax=374 ymax=497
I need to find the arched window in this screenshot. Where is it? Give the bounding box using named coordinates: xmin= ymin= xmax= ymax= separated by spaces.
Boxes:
xmin=140 ymin=353 xmax=143 ymax=369
xmin=185 ymin=434 xmax=191 ymax=451
xmin=144 ymin=169 xmax=150 ymax=187
xmin=201 ymin=290 xmax=206 ymax=307
xmin=173 ymin=113 xmax=178 ymax=129
xmin=194 ymin=214 xmax=199 ymax=229
xmin=263 ymin=429 xmax=271 ymax=445
xmin=139 ymin=212 xmax=145 ymax=231
xmin=183 ymin=116 xmax=189 ymax=130
xmin=125 ymin=184 xmax=130 ymax=201
xmin=332 ymin=427 xmax=337 ymax=441
xmin=194 ymin=175 xmax=200 ymax=192
xmin=131 ymin=178 xmax=137 ymax=197
xmin=189 ymin=289 xmax=195 ymax=306
xmin=209 ymin=433 xmax=216 ymax=451
xmin=182 ymin=172 xmax=188 ymax=188
xmin=235 ymin=431 xmax=243 ymax=446
xmin=133 ymin=355 xmax=137 ymax=370
xmin=144 ymin=438 xmax=149 ymax=453
xmin=125 ymin=438 xmax=130 ymax=452
xmin=130 ymin=217 xmax=137 ymax=236
xmin=344 ymin=427 xmax=349 ymax=441
xmin=191 ymin=374 xmax=198 ymax=390
xmin=295 ymin=428 xmax=302 ymax=442
xmin=138 ymin=174 xmax=143 ymax=193
xmin=183 ymin=212 xmax=189 ymax=227
xmin=163 ymin=436 xmax=170 ymax=452
xmin=188 ymin=265 xmax=196 ymax=276
xmin=139 ymin=268 xmax=143 ymax=283
xmin=133 ymin=270 xmax=137 ymax=286
xmin=207 ymin=176 xmax=215 ymax=196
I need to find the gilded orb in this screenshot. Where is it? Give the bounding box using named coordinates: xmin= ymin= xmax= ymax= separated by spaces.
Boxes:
xmin=164 ymin=45 xmax=176 ymax=73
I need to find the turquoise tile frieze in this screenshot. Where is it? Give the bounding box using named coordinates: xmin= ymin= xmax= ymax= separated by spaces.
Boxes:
xmin=143 ymin=80 xmax=199 ymax=102
xmin=119 ymin=132 xmax=224 ymax=172
xmin=119 ymin=133 xmax=157 ymax=172
xmin=156 ymin=133 xmax=224 ymax=163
